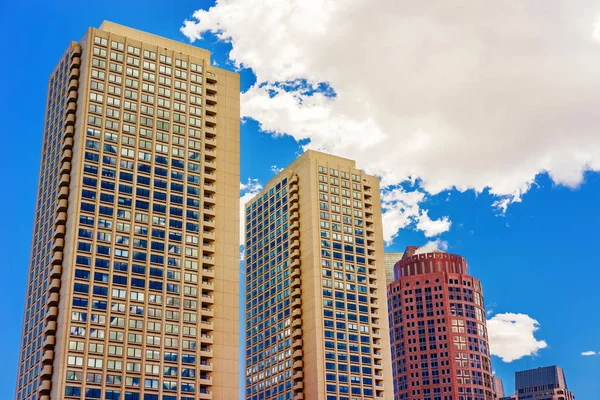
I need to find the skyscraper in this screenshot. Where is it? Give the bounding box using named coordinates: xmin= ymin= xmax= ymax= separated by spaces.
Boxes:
xmin=243 ymin=150 xmax=394 ymax=399
xmin=384 ymin=253 xmax=404 ymax=286
xmin=387 ymin=246 xmax=494 ymax=400
xmin=15 ymin=21 xmax=240 ymax=400
xmin=492 ymin=376 xmax=505 ymax=399
xmin=511 ymin=366 xmax=575 ymax=400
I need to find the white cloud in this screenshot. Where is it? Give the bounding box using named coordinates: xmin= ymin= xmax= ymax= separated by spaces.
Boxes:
xmin=416 ymin=211 xmax=452 ymax=238
xmin=183 ymin=0 xmax=600 ymax=240
xmin=240 ymin=178 xmax=263 ymax=243
xmin=270 ymin=165 xmax=283 ymax=175
xmin=581 ymin=350 xmax=598 ymax=356
xmin=487 ymin=313 xmax=548 ymax=362
xmin=414 ymin=239 xmax=449 ymax=255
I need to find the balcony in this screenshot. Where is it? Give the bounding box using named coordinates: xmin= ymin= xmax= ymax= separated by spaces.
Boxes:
xmin=199 ymin=361 xmax=213 ymax=372
xmin=42 ymin=350 xmax=54 ymax=365
xmin=290 ymin=240 xmax=300 ymax=250
xmin=70 ymin=56 xmax=81 ymax=68
xmin=201 ymin=279 xmax=214 ymax=290
xmin=205 ymin=115 xmax=217 ymax=127
xmin=203 ymin=206 xmax=216 ymax=217
xmin=205 ymin=137 xmax=217 ymax=148
xmin=39 ymin=380 xmax=51 ymax=394
xmin=204 ymin=147 xmax=216 ymax=159
xmin=69 ymin=67 xmax=80 ymax=79
xmin=290 ymin=212 xmax=299 ymax=222
xmin=53 ymin=225 xmax=65 ymax=238
xmin=200 ymin=333 xmax=214 ymax=344
xmin=291 ymin=298 xmax=301 ymax=309
xmin=51 ymin=252 xmax=63 ymax=266
xmin=59 ymin=174 xmax=70 ymax=188
xmin=54 ymin=238 xmax=64 ymax=251
xmin=63 ymin=136 xmax=74 ymax=150
xmin=50 ymin=265 xmax=61 ymax=279
xmin=290 ymin=249 xmax=300 ymax=259
xmin=206 ymin=93 xmax=217 ymax=104
xmin=64 ymin=113 xmax=75 ymax=127
xmin=199 ymin=347 xmax=213 ymax=357
xmin=291 ymin=288 xmax=301 ymax=299
xmin=202 ymin=256 xmax=215 ymax=266
xmin=293 ymin=349 xmax=303 ymax=359
xmin=289 ymin=202 xmax=298 ymax=213
xmin=204 ymin=159 xmax=217 ymax=170
xmin=55 ymin=211 xmax=67 ymax=224
xmin=47 ymin=292 xmax=60 ymax=307
xmin=204 ymin=193 xmax=216 ymax=205
xmin=363 ymin=179 xmax=372 ymax=189
xmin=204 ymin=171 xmax=216 ymax=182
xmin=43 ymin=336 xmax=55 ymax=350
xmin=67 ymin=90 xmax=77 ymax=103
xmin=198 ymin=392 xmax=212 ymax=400
xmin=292 ymin=328 xmax=302 ymax=338
xmin=61 ymin=149 xmax=72 ymax=162
xmin=291 ymin=268 xmax=300 ymax=279
xmin=203 ymin=218 xmax=215 ymax=228
xmin=60 ymin=161 xmax=71 ymax=175
xmin=68 ymin=78 xmax=78 ymax=92
xmin=206 ymin=82 xmax=217 ymax=93
xmin=66 ymin=102 xmax=77 ymax=115
xmin=202 ymin=230 xmax=215 ymax=241
xmin=40 ymin=365 xmax=53 ymax=378
xmin=201 ymin=307 xmax=214 ymax=318
xmin=289 ymin=183 xmax=298 ymax=194
xmin=204 ymin=182 xmax=216 ymax=194
xmin=289 ymin=175 xmax=298 ymax=184
xmin=201 ymin=294 xmax=214 ymax=304
xmin=45 ymin=321 xmax=57 ymax=335
xmin=206 ymin=71 xmax=217 ymax=83
xmin=202 ymin=268 xmax=215 ymax=278
xmin=293 ymin=382 xmax=304 ymax=391
xmin=57 ymin=199 xmax=68 ymax=213
xmin=291 ymin=278 xmax=301 ymax=289
xmin=292 ymin=308 xmax=302 ymax=318
xmin=292 ymin=319 xmax=302 ymax=328
xmin=292 ymin=360 xmax=303 ymax=370
xmin=205 ymin=125 xmax=216 ymax=136
xmin=290 ymin=221 xmax=299 ymax=231
xmin=45 ymin=306 xmax=58 ymax=322
xmin=205 ymin=103 xmax=217 ymax=115
xmin=293 ymin=370 xmax=303 ymax=380
xmin=49 ymin=278 xmax=61 ymax=293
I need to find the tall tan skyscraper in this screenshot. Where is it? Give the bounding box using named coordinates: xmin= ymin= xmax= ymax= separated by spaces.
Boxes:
xmin=243 ymin=150 xmax=393 ymax=400
xmin=15 ymin=21 xmax=240 ymax=400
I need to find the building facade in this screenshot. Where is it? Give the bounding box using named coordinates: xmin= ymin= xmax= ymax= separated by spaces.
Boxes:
xmin=384 ymin=253 xmax=404 ymax=286
xmin=243 ymin=150 xmax=394 ymax=399
xmin=512 ymin=366 xmax=575 ymax=400
xmin=15 ymin=21 xmax=240 ymax=400
xmin=387 ymin=247 xmax=494 ymax=400
xmin=492 ymin=376 xmax=504 ymax=399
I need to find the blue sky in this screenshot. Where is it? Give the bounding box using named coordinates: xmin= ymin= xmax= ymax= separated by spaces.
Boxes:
xmin=1 ymin=0 xmax=599 ymax=399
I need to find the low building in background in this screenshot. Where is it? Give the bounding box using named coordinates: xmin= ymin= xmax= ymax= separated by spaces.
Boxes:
xmin=384 ymin=252 xmax=404 ymax=285
xmin=493 ymin=376 xmax=505 ymax=398
xmin=513 ymin=366 xmax=575 ymax=400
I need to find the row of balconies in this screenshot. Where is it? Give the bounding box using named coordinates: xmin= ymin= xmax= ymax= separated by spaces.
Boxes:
xmin=40 ymin=44 xmax=81 ymax=398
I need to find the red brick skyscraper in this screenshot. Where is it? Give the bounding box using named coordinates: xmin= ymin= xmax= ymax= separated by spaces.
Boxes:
xmin=387 ymin=246 xmax=494 ymax=400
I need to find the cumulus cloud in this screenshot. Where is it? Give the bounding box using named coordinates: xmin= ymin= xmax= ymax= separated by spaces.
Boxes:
xmin=239 ymin=178 xmax=263 ymax=243
xmin=414 ymin=239 xmax=449 ymax=255
xmin=581 ymin=350 xmax=598 ymax=356
xmin=183 ymin=0 xmax=600 ymax=241
xmin=270 ymin=165 xmax=283 ymax=175
xmin=487 ymin=313 xmax=548 ymax=362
